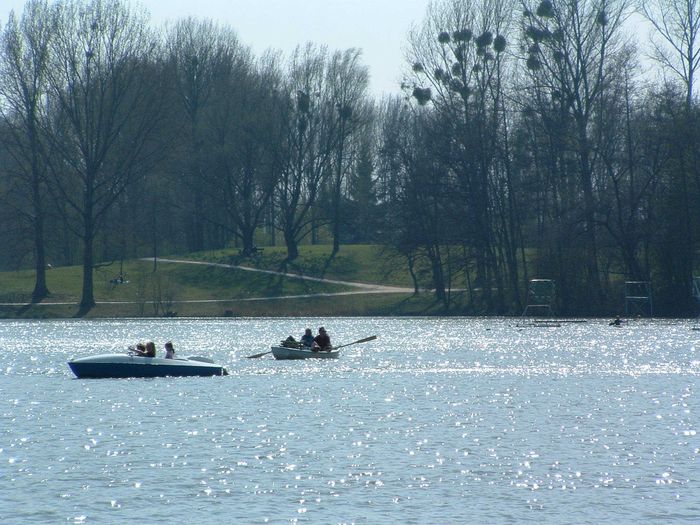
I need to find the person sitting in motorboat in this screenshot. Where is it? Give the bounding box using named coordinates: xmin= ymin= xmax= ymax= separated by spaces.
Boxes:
xmin=300 ymin=328 xmax=315 ymax=348
xmin=164 ymin=342 xmax=175 ymax=359
xmin=145 ymin=341 xmax=156 ymax=357
xmin=129 ymin=342 xmax=147 ymax=356
xmin=313 ymin=326 xmax=332 ymax=351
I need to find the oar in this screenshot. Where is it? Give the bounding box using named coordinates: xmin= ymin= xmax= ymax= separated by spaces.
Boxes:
xmin=246 ymin=349 xmax=272 ymax=359
xmin=332 ymin=335 xmax=377 ymax=350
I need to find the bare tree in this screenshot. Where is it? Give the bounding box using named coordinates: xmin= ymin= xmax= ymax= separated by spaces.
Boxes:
xmin=206 ymin=50 xmax=285 ymax=256
xmin=165 ymin=18 xmax=238 ymax=252
xmin=395 ymin=106 xmax=453 ymax=305
xmin=522 ymin=0 xmax=632 ymax=311
xmin=405 ymin=0 xmax=518 ymax=311
xmin=326 ymin=48 xmax=370 ymax=257
xmin=276 ymin=44 xmax=339 ymax=261
xmin=0 ymin=0 xmax=53 ymax=301
xmin=638 ymin=0 xmax=700 ymax=311
xmin=346 ymin=114 xmax=379 ymax=242
xmin=595 ymin=52 xmax=656 ymax=282
xmin=44 ymin=0 xmax=161 ymax=311
xmin=639 ymin=0 xmax=700 ymax=108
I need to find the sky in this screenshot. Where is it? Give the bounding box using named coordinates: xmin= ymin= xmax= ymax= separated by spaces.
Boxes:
xmin=2 ymin=0 xmax=432 ymax=97
xmin=1 ymin=0 xmax=658 ymax=98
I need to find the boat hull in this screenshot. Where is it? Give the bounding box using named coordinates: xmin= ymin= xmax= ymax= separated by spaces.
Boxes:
xmin=271 ymin=346 xmax=340 ymax=360
xmin=68 ymin=353 xmax=227 ymax=378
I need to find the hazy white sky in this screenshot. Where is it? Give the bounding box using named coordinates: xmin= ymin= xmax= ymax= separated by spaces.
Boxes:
xmin=2 ymin=0 xmax=432 ymax=97
xmin=2 ymin=1 xmax=658 ymax=97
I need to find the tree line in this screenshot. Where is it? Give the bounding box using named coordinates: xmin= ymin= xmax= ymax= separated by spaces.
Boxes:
xmin=1 ymin=0 xmax=699 ymax=316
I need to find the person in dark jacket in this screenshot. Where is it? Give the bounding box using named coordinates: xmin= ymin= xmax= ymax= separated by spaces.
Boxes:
xmin=313 ymin=327 xmax=331 ymax=351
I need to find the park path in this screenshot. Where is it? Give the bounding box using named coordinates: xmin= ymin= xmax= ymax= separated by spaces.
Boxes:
xmin=153 ymin=258 xmax=414 ymax=301
xmin=0 ymin=257 xmax=413 ymax=307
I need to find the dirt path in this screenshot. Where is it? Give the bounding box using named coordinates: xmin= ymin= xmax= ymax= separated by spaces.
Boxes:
xmin=153 ymin=257 xmax=414 ymax=299
xmin=0 ymin=258 xmax=414 ymax=307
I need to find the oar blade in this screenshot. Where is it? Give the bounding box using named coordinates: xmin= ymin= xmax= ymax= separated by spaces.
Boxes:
xmin=334 ymin=335 xmax=377 ymax=350
xmin=246 ymin=350 xmax=271 ymax=359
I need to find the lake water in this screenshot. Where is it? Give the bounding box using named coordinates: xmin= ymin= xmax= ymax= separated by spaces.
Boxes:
xmin=0 ymin=317 xmax=698 ymax=524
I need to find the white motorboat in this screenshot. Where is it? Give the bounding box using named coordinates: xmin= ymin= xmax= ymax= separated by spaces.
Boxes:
xmin=68 ymin=353 xmax=228 ymax=378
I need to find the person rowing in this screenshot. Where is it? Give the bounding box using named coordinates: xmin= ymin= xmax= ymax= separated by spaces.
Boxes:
xmin=313 ymin=326 xmax=332 ymax=352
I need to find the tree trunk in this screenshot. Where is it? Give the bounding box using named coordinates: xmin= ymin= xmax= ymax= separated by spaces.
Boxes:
xmin=577 ymin=124 xmax=602 ymax=309
xmin=80 ymin=223 xmax=96 ymax=310
xmin=331 ymin=130 xmax=345 ymax=258
xmin=241 ymin=226 xmax=256 ymax=256
xmin=30 ymin=121 xmax=49 ymax=302
xmin=427 ymin=245 xmax=447 ymax=306
xmin=31 ymin=207 xmax=49 ymax=302
xmin=284 ymin=227 xmax=299 ymax=261
xmin=331 ymin=202 xmax=341 ymax=257
xmin=407 ymin=252 xmax=419 ymax=295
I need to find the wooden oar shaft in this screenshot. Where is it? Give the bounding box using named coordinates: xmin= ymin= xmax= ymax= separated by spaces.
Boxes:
xmin=334 ymin=335 xmax=377 ymax=350
xmin=246 ymin=350 xmax=271 ymax=359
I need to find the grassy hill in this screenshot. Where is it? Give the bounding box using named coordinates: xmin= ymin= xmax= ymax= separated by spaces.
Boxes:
xmin=0 ymin=245 xmax=448 ymax=318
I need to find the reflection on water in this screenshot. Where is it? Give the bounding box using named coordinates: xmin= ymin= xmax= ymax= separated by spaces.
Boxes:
xmin=0 ymin=318 xmax=698 ymax=524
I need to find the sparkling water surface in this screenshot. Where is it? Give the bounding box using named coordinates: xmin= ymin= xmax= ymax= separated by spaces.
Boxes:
xmin=1 ymin=317 xmax=698 ymax=524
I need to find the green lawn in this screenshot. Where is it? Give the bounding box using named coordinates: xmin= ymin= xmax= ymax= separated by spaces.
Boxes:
xmin=185 ymin=244 xmax=416 ymax=287
xmin=0 ymin=245 xmax=441 ymax=318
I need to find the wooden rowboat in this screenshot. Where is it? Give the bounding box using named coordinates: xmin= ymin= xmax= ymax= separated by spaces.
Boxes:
xmin=270 ymin=346 xmax=340 ymax=360
xmin=246 ymin=336 xmax=375 ymax=360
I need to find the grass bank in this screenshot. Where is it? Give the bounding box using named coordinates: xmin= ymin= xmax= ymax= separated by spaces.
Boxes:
xmin=0 ymin=245 xmax=455 ymax=318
